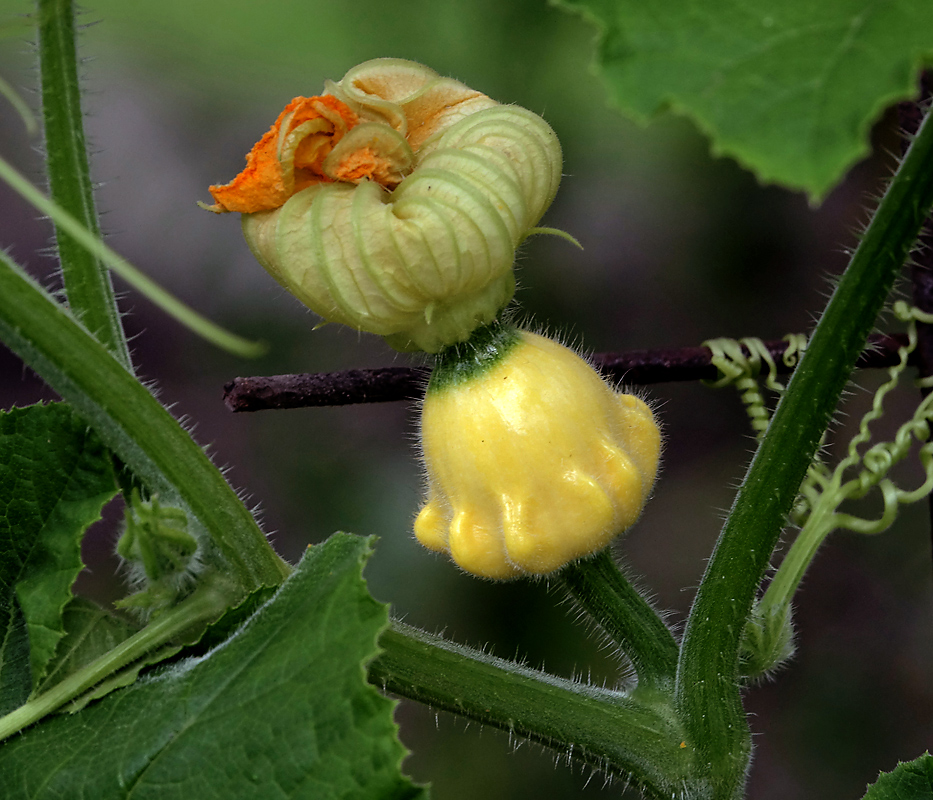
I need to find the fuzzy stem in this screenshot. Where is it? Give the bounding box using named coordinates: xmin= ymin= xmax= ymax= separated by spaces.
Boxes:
xmin=36 ymin=0 xmax=133 ymax=372
xmin=371 ymin=622 xmax=703 ymax=799
xmin=677 ymin=106 xmax=933 ymax=799
xmin=555 ymin=549 xmax=678 ymax=692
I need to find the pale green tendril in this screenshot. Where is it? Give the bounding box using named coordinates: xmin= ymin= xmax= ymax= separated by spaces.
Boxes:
xmin=0 ymin=74 xmax=38 ymax=135
xmin=520 ymin=226 xmax=584 ymax=250
xmin=740 ymin=302 xmax=933 ymax=676
xmin=704 ymin=334 xmax=807 ymax=437
xmin=705 ymin=334 xmax=824 ymax=528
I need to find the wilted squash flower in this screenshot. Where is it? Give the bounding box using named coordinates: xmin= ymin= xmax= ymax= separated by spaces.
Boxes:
xmin=415 ymin=325 xmax=661 ymax=579
xmin=205 ymin=58 xmax=562 ymax=352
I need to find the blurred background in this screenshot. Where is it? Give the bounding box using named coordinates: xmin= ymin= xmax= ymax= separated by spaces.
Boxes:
xmin=1 ymin=1 xmax=930 ymax=797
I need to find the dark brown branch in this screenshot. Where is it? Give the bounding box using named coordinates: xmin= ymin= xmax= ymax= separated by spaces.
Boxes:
xmin=223 ymin=367 xmax=430 ymax=411
xmin=224 ymin=333 xmax=910 ymax=412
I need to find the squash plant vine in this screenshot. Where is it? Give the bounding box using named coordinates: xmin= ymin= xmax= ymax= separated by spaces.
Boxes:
xmin=0 ymin=1 xmax=932 ymax=799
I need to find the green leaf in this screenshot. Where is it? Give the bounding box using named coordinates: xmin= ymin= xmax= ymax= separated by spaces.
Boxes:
xmin=0 ymin=533 xmax=426 ymax=800
xmin=61 ymin=642 xmax=182 ymax=715
xmin=58 ymin=586 xmax=275 ymax=714
xmin=187 ymin=584 xmax=278 ymax=653
xmin=863 ymin=754 xmax=933 ymax=800
xmin=0 ymin=596 xmax=30 ymax=716
xmin=556 ymin=0 xmax=933 ymax=199
xmin=0 ymin=577 xmax=241 ymax=741
xmin=0 ymin=403 xmax=118 ymax=692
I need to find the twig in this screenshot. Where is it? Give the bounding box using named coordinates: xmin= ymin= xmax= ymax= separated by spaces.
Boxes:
xmin=224 ymin=366 xmax=430 ymax=412
xmin=224 ymin=333 xmax=909 ymax=412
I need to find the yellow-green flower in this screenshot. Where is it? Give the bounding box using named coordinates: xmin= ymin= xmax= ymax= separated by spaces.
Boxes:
xmin=415 ymin=326 xmax=661 ymax=578
xmin=204 ymin=58 xmax=562 ymax=352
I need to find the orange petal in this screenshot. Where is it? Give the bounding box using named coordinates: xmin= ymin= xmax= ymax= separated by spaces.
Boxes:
xmin=321 ymin=122 xmax=414 ymax=188
xmin=208 ymin=95 xmax=358 ymax=214
xmin=329 ymin=147 xmax=385 ymax=183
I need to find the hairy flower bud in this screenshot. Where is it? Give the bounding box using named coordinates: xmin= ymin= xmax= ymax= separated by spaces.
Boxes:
xmin=415 ymin=326 xmax=661 ymax=578
xmin=204 ymin=58 xmax=562 ymax=352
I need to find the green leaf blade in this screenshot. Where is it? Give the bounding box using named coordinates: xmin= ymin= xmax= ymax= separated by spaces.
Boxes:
xmin=0 ymin=597 xmax=30 ymax=716
xmin=557 ymin=0 xmax=933 ymax=198
xmin=0 ymin=403 xmax=118 ymax=691
xmin=0 ymin=534 xmax=425 ymax=800
xmin=863 ymin=753 xmax=933 ymax=800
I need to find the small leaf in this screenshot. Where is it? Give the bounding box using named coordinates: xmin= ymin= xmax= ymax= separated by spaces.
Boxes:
xmin=0 ymin=403 xmax=118 ymax=691
xmin=0 ymin=533 xmax=426 ymax=800
xmin=63 ymin=643 xmax=182 ymax=715
xmin=862 ymin=753 xmax=933 ymax=800
xmin=59 ymin=586 xmax=278 ymax=713
xmin=37 ymin=597 xmax=140 ymax=696
xmin=556 ymin=0 xmax=933 ymax=199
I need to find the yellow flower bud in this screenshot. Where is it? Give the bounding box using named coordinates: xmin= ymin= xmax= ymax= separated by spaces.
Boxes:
xmin=205 ymin=58 xmax=562 ymax=353
xmin=415 ymin=326 xmax=661 ymax=579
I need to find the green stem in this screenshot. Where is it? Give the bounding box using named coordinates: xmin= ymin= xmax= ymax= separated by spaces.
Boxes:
xmin=677 ymin=106 xmax=933 ymax=799
xmin=372 ymin=622 xmax=704 ymax=799
xmin=555 ymin=549 xmax=678 ymax=692
xmin=758 ymin=497 xmax=837 ymax=623
xmin=0 ymin=580 xmax=234 ymax=742
xmin=0 ymin=249 xmax=290 ymax=590
xmin=37 ymin=0 xmax=132 ymax=371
